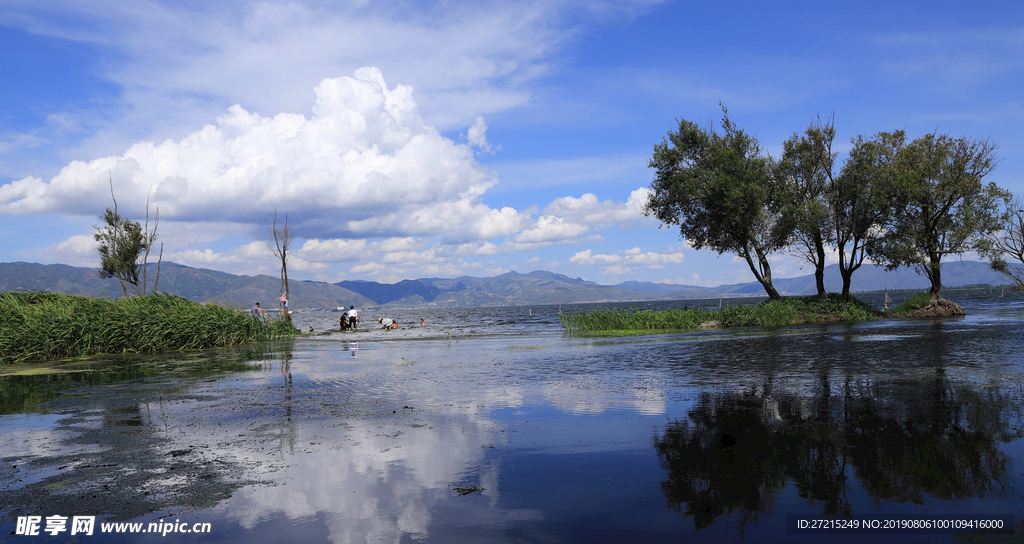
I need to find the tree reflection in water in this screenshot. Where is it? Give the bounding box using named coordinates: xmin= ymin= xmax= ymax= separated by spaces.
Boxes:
xmin=654 ymin=372 xmax=1023 ymax=533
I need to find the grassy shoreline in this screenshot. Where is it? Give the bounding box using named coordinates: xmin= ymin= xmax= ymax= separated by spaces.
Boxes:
xmin=559 ymin=294 xmax=940 ymax=335
xmin=0 ymin=292 xmax=300 ymax=364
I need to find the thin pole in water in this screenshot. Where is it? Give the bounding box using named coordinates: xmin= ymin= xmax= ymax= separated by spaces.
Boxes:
xmin=529 ymin=308 xmax=532 ymax=318
xmin=719 ymin=297 xmax=723 ymax=310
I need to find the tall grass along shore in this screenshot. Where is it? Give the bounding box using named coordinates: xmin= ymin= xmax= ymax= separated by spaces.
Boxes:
xmin=560 ymin=296 xmax=890 ymax=334
xmin=0 ymin=292 xmax=298 ymax=364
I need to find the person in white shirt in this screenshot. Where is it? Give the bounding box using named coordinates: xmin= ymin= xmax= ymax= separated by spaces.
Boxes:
xmin=342 ymin=306 xmax=359 ymax=330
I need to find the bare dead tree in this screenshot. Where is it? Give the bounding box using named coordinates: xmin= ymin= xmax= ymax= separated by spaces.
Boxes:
xmin=139 ymin=187 xmax=162 ymax=295
xmin=984 ymin=196 xmax=1024 ymax=290
xmin=267 ymin=210 xmax=293 ymax=322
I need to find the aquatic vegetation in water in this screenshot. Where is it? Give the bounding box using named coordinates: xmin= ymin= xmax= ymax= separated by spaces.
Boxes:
xmin=884 ymin=292 xmax=967 ymax=317
xmin=451 ymin=484 xmax=485 ymax=496
xmin=0 ymin=292 xmax=299 ymax=364
xmin=559 ymin=296 xmax=882 ymax=334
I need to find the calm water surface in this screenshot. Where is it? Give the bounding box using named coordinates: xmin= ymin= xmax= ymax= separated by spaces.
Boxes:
xmin=2 ymin=290 xmax=1023 ymax=543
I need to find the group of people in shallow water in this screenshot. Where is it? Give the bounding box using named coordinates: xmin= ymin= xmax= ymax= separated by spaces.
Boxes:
xmin=338 ymin=306 xmax=426 ymax=331
xmin=253 ymin=302 xmax=425 ymax=333
xmin=340 ymin=306 xmax=360 ymax=330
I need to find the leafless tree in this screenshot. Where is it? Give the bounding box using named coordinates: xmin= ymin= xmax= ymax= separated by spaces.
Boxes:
xmin=985 ymin=196 xmax=1024 ymax=289
xmin=140 ymin=187 xmax=162 ymax=295
xmin=267 ymin=210 xmax=293 ymax=322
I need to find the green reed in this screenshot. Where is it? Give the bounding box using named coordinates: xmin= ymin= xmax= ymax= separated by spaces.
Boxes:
xmin=560 ymin=296 xmax=882 ymax=334
xmin=0 ymin=292 xmax=299 ymax=364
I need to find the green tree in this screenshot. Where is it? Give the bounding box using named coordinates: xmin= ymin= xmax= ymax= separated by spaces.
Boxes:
xmin=871 ymin=133 xmax=1007 ymax=302
xmin=778 ymin=116 xmax=836 ymax=298
xmin=827 ymin=132 xmax=901 ymax=297
xmin=645 ymin=106 xmax=789 ymax=299
xmin=93 ymin=178 xmax=161 ymax=297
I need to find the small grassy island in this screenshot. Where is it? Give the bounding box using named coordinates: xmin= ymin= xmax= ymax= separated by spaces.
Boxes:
xmin=559 ymin=294 xmax=962 ymax=335
xmin=0 ymin=292 xmax=299 ymax=364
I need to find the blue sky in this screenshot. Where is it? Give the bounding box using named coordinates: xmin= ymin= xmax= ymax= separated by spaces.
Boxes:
xmin=1 ymin=1 xmax=1022 ymax=286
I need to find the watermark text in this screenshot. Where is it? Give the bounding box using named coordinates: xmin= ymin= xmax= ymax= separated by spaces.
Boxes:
xmin=14 ymin=516 xmax=212 ymax=537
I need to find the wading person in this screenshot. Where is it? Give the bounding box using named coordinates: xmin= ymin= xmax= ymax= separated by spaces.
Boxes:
xmin=346 ymin=305 xmax=360 ymax=330
xmin=251 ymin=302 xmax=262 ymax=318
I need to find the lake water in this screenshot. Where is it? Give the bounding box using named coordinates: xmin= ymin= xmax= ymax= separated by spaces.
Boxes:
xmin=2 ymin=288 xmax=1023 ymax=543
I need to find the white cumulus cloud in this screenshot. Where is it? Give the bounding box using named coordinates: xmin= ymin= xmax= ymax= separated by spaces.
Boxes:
xmin=569 ymin=249 xmax=622 ymax=265
xmin=570 ymin=246 xmax=685 ymax=276
xmin=543 ymin=187 xmax=652 ymax=226
xmin=513 ymin=215 xmax=590 ymax=244
xmin=41 ymin=234 xmax=99 ymax=266
xmin=0 ymin=68 xmax=531 ymax=246
xmin=466 ymin=116 xmax=494 ymax=153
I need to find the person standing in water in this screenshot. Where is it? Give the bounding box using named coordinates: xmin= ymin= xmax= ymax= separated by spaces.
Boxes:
xmin=345 ymin=306 xmax=360 ymax=330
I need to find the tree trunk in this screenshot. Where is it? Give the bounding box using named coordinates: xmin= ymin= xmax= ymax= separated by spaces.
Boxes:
xmin=762 ymin=280 xmax=782 ymax=300
xmin=267 ymin=210 xmax=293 ymax=323
xmin=837 ymin=236 xmax=866 ymax=298
xmin=813 ymin=232 xmax=826 ymax=297
xmin=281 ymin=261 xmax=292 ymax=323
xmin=928 ymin=259 xmax=942 ymax=302
xmin=840 ymin=268 xmax=854 ymax=298
xmin=743 ymin=243 xmax=783 ymax=300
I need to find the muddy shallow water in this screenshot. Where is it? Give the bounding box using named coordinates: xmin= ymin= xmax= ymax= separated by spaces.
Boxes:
xmin=2 ymin=291 xmax=1024 ymax=543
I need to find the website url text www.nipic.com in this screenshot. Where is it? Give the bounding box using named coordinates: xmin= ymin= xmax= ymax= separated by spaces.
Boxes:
xmin=15 ymin=516 xmax=212 ymax=537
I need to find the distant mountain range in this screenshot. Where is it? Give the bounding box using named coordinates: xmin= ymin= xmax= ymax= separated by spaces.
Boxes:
xmin=0 ymin=261 xmax=372 ymax=309
xmin=0 ymin=260 xmax=1017 ymax=309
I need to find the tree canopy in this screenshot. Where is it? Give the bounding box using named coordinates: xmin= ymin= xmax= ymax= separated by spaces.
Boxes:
xmin=827 ymin=132 xmax=901 ymax=297
xmin=777 ymin=116 xmax=836 ymax=297
xmin=94 ymin=179 xmax=161 ymax=297
xmin=647 ymin=108 xmax=1010 ymax=305
xmin=95 ymin=209 xmax=147 ymax=297
xmin=645 ymin=107 xmax=788 ymax=300
xmin=870 ymin=133 xmax=1007 ymax=301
